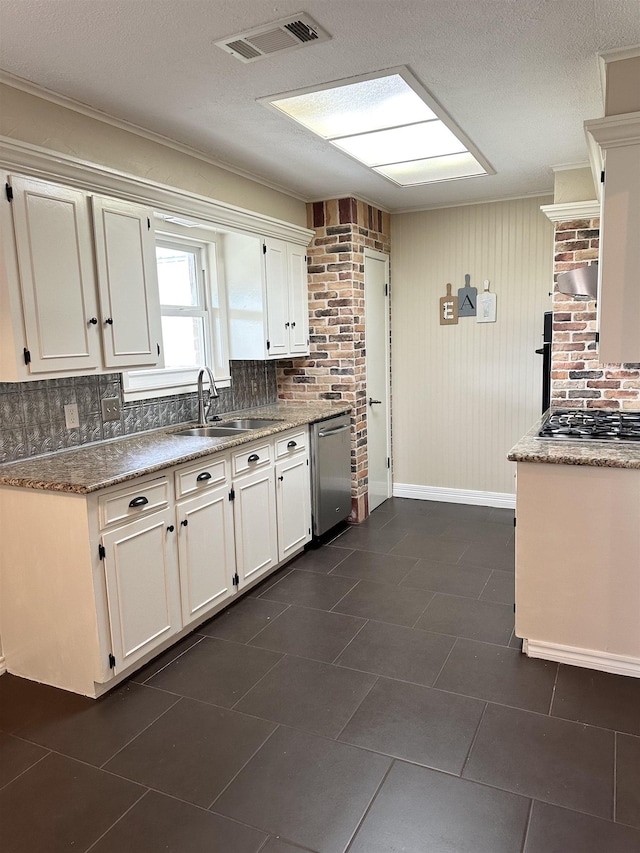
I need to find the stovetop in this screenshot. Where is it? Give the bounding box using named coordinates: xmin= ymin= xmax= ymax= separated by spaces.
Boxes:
xmin=539 ymin=409 xmax=640 ymax=442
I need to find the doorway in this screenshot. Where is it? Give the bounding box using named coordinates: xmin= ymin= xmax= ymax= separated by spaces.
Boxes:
xmin=364 ymin=250 xmax=391 ymax=513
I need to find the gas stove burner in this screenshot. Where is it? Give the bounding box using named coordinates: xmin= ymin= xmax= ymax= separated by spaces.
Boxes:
xmin=539 ymin=409 xmax=640 ymax=442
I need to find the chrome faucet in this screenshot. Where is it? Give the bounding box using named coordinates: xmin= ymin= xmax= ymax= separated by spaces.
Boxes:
xmin=196 ymin=367 xmax=219 ymax=426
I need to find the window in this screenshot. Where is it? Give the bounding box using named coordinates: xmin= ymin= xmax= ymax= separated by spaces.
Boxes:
xmin=123 ymin=230 xmax=230 ymax=399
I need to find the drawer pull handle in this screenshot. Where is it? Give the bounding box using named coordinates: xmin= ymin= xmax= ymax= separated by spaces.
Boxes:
xmin=248 ymin=454 xmax=260 ymax=463
xmin=287 ymin=440 xmax=297 ymax=448
xmin=181 ymin=519 xmax=188 ymax=527
xmin=196 ymin=471 xmax=212 ymax=482
xmin=166 ymin=525 xmax=175 ymax=533
xmin=128 ymin=496 xmax=149 ymax=508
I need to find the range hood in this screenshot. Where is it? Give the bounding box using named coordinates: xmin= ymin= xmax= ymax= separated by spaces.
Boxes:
xmin=556 ymin=262 xmax=598 ymax=298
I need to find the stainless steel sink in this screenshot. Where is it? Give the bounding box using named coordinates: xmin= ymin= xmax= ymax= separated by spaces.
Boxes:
xmin=221 ymin=419 xmax=282 ymax=429
xmin=177 ymin=426 xmax=252 ymax=437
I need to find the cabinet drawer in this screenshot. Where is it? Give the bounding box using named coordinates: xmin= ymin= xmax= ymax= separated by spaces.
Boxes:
xmin=232 ymin=442 xmax=272 ymax=476
xmin=175 ymin=456 xmax=228 ymax=500
xmin=275 ymin=430 xmax=307 ymax=459
xmin=99 ymin=478 xmax=169 ymax=528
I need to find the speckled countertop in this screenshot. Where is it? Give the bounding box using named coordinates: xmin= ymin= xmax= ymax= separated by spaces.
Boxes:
xmin=508 ymin=410 xmax=640 ymax=470
xmin=0 ymin=402 xmax=351 ymax=494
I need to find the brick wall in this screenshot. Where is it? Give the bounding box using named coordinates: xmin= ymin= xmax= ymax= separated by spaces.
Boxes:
xmin=551 ymin=217 xmax=640 ymax=409
xmin=277 ymin=197 xmax=391 ymax=521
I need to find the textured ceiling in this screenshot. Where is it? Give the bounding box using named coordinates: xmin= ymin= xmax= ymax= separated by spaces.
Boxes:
xmin=0 ymin=0 xmax=639 ymax=211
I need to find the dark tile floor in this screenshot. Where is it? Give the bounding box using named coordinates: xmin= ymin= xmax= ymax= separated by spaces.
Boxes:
xmin=1 ymin=497 xmax=639 ymax=853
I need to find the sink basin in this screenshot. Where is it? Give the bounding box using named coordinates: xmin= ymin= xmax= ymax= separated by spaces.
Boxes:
xmin=177 ymin=426 xmax=252 ymax=437
xmin=221 ymin=419 xmax=282 ymax=429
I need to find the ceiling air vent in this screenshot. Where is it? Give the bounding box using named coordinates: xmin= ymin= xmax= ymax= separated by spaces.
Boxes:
xmin=215 ymin=13 xmax=330 ymax=63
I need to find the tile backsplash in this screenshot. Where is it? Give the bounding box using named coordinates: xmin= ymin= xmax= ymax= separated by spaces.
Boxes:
xmin=0 ymin=361 xmax=277 ymax=463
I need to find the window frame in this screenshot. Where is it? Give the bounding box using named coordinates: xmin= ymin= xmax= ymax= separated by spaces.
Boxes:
xmin=122 ymin=225 xmax=231 ymax=401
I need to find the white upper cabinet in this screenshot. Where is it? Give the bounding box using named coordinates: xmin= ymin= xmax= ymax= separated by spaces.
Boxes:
xmin=586 ymin=113 xmax=640 ymax=364
xmin=91 ymin=196 xmax=163 ymax=368
xmin=225 ymin=232 xmax=310 ymax=360
xmin=6 ymin=175 xmax=102 ymax=374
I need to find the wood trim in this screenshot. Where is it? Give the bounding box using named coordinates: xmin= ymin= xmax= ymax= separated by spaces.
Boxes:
xmin=524 ymin=639 xmax=640 ymax=678
xmin=0 ymin=655 xmax=6 ymax=676
xmin=392 ymin=482 xmax=516 ymax=509
xmin=585 ymin=112 xmax=640 ymax=148
xmin=540 ymin=200 xmax=600 ymax=222
xmin=0 ymin=136 xmax=314 ymax=246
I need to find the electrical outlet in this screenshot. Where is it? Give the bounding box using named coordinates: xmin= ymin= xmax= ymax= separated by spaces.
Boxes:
xmin=64 ymin=403 xmax=80 ymax=430
xmin=101 ymin=395 xmax=121 ymax=422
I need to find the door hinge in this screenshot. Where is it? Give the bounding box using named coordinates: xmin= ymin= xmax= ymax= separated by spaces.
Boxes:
xmin=266 ymin=340 xmax=271 ymax=351
xmin=595 ymin=332 xmax=600 ymax=343
xmin=5 ymin=183 xmax=13 ymax=202
xmin=232 ymin=572 xmax=240 ymax=587
xmin=600 ymin=170 xmax=605 ymax=183
xmin=108 ymin=653 xmax=116 ymax=669
xmin=385 ymin=283 xmax=388 ymax=296
xmin=229 ymin=487 xmax=235 ymax=501
xmin=147 ymin=216 xmax=151 ymax=230
xmin=23 ymin=348 xmax=31 ymax=365
xmin=157 ymin=342 xmax=160 ymax=356
xmin=513 ymin=517 xmax=517 ymax=528
xmin=98 ymin=544 xmax=106 ymax=560
xmin=263 ymin=242 xmax=267 ymax=254
xmin=387 ymin=457 xmax=390 ymax=469
xmin=307 ymin=458 xmax=309 ymax=466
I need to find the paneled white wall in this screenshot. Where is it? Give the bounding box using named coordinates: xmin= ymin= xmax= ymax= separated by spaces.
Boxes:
xmin=391 ymin=196 xmax=553 ymax=497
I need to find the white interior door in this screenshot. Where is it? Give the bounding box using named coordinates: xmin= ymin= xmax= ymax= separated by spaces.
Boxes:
xmin=365 ymin=251 xmax=391 ymax=513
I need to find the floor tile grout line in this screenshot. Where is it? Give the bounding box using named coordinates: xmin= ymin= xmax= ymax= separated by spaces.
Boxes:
xmin=83 ymin=787 xmax=150 ymax=853
xmin=408 ymin=591 xmax=437 ymax=629
xmin=206 ymin=723 xmax=281 ymax=811
xmin=330 ymin=618 xmax=371 ymax=665
xmin=333 ymin=675 xmax=380 ymax=742
xmin=140 ymin=634 xmax=207 ymax=684
xmin=0 ymin=747 xmax=51 ymax=792
xmin=475 ymin=570 xmax=495 ymax=601
xmin=326 ymin=576 xmax=362 ymax=611
xmin=343 ymin=758 xmax=397 ymax=853
xmin=547 ymin=662 xmax=561 ymax=716
xmin=519 ymin=797 xmax=535 ymax=853
xmin=459 ymin=701 xmax=489 ymax=777
xmin=431 ymin=635 xmax=460 ymax=688
xmin=230 ymin=653 xmax=286 ymax=711
xmin=238 ymin=602 xmax=292 ymax=646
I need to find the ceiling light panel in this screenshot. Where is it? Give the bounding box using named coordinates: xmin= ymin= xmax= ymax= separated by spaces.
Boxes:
xmin=270 ymin=74 xmax=436 ymax=138
xmin=331 ymin=121 xmax=467 ymax=167
xmin=374 ymin=152 xmax=487 ymax=186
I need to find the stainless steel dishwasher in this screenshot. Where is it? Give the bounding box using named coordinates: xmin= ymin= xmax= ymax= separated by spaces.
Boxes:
xmin=310 ymin=413 xmax=351 ymax=541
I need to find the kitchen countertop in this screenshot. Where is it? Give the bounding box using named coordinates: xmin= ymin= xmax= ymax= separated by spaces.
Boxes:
xmin=508 ymin=410 xmax=640 ymax=470
xmin=0 ymin=402 xmax=351 ymax=494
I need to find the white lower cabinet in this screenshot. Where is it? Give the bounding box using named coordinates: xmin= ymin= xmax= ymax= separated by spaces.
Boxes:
xmin=101 ymin=506 xmax=181 ymax=672
xmin=233 ymin=465 xmax=279 ymax=585
xmin=0 ymin=426 xmax=312 ymax=697
xmin=176 ymin=484 xmax=236 ymax=627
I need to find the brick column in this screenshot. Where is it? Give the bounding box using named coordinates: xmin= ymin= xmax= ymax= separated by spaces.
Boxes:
xmin=551 ymin=217 xmax=640 ymax=409
xmin=277 ymin=197 xmax=391 ymax=521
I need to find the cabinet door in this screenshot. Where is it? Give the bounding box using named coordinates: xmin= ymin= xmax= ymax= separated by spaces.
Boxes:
xmin=177 ymin=485 xmax=236 ymax=626
xmin=234 ymin=466 xmax=278 ymax=585
xmin=287 ymin=243 xmax=310 ymax=355
xmin=598 ymin=144 xmax=640 ymax=364
xmin=101 ymin=507 xmax=181 ymax=672
xmin=92 ymin=196 xmax=162 ymax=368
xmin=8 ymin=175 xmax=101 ymax=374
xmin=264 ymin=237 xmax=289 ymax=357
xmin=276 ymin=452 xmax=311 ymax=562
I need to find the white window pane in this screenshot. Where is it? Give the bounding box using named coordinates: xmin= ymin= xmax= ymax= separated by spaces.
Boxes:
xmin=332 ymin=121 xmax=467 ymax=167
xmin=156 ymin=246 xmax=199 ymax=307
xmin=161 ymin=315 xmax=206 ymax=368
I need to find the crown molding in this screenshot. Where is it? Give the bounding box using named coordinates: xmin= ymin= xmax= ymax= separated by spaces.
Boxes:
xmin=585 ymin=111 xmax=640 ymax=148
xmin=0 ymin=136 xmax=314 ymax=245
xmin=392 ymin=189 xmax=553 ymax=215
xmin=0 ymin=70 xmax=308 ymax=203
xmin=540 ymin=200 xmax=600 ymax=223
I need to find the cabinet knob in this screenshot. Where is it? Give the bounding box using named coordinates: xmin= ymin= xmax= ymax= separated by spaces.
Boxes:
xmin=181 ymin=519 xmax=188 ymax=527
xmin=105 ymin=317 xmax=113 ymax=325
xmin=285 ymin=322 xmax=290 ymax=328
xmin=278 ymin=475 xmax=284 ymax=482
xmin=196 ymin=471 xmax=211 ymax=482
xmin=291 ymin=321 xmax=296 ymax=328
xmin=287 ymin=440 xmax=297 ymax=448
xmin=166 ymin=525 xmax=175 ymax=533
xmin=128 ymin=496 xmax=149 ymax=508
xmin=248 ymin=454 xmax=260 ymax=463
xmin=88 ymin=317 xmax=98 ymax=325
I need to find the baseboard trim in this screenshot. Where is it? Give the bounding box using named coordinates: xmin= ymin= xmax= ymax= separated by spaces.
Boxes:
xmin=524 ymin=639 xmax=640 ymax=678
xmin=392 ymin=483 xmax=516 ymax=510
xmin=0 ymin=656 xmax=6 ymax=676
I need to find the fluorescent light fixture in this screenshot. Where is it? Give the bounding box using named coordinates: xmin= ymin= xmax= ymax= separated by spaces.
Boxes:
xmin=264 ymin=69 xmax=493 ymax=187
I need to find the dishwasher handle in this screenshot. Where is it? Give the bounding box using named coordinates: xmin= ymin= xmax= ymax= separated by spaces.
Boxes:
xmin=317 ymin=423 xmax=350 ymax=438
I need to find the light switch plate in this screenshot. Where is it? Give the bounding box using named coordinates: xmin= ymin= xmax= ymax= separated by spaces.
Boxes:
xmin=101 ymin=395 xmax=121 ymax=422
